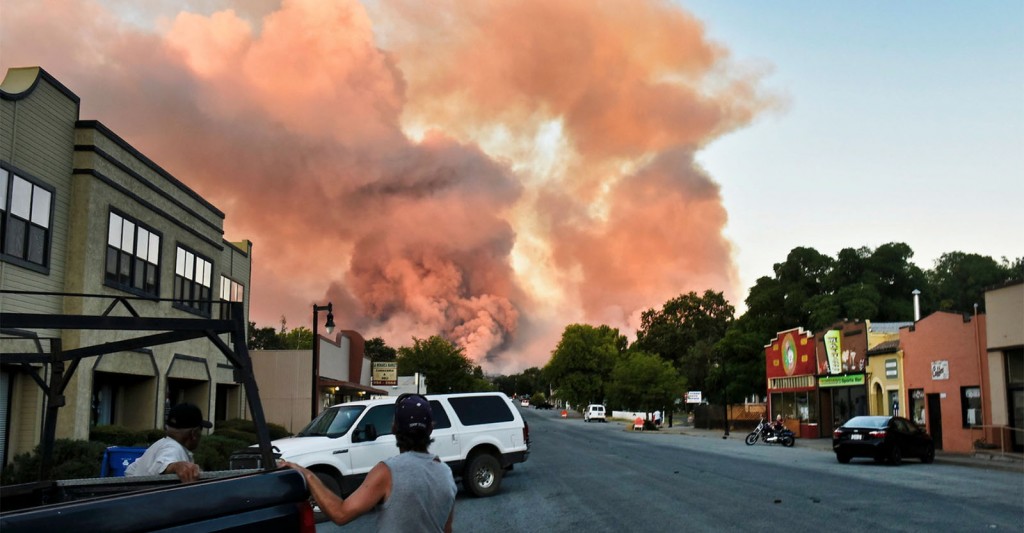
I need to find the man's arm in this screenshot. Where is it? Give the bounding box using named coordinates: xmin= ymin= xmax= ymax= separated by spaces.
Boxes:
xmin=281 ymin=460 xmax=391 ymax=526
xmin=164 ymin=461 xmax=201 ymax=482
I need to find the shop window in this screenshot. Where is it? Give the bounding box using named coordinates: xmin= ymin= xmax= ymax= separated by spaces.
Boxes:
xmin=909 ymin=388 xmax=926 ymax=426
xmin=105 ymin=211 xmax=161 ymax=297
xmin=960 ymin=386 xmax=982 ymax=427
xmin=174 ymin=245 xmax=212 ymax=316
xmin=1 ymin=166 xmax=54 ymax=271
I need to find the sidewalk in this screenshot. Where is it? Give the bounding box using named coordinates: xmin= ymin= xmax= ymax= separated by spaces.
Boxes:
xmin=620 ymin=420 xmax=1023 ymax=473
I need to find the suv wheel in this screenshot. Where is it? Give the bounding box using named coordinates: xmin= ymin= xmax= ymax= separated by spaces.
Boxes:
xmin=463 ymin=453 xmax=503 ymax=497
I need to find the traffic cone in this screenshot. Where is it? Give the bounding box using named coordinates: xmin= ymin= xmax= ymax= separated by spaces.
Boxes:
xmin=561 ymin=409 xmax=567 ymax=418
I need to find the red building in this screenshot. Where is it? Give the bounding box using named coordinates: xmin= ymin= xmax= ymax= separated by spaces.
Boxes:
xmin=901 ymin=311 xmax=988 ymax=453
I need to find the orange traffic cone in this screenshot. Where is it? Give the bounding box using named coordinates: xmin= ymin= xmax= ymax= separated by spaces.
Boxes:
xmin=561 ymin=409 xmax=568 ymax=418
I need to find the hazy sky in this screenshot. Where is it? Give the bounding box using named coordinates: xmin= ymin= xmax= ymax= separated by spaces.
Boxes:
xmin=682 ymin=1 xmax=1023 ymax=293
xmin=2 ymin=1 xmax=1021 ymax=373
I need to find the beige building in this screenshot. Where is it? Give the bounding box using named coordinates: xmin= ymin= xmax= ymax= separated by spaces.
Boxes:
xmin=864 ymin=321 xmax=912 ymax=418
xmin=1 ymin=67 xmax=252 ymax=471
xmin=983 ymin=281 xmax=1023 ymax=452
xmin=250 ymin=330 xmax=385 ymax=434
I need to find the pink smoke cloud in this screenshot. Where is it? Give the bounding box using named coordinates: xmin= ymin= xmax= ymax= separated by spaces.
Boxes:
xmin=2 ymin=0 xmax=770 ymax=370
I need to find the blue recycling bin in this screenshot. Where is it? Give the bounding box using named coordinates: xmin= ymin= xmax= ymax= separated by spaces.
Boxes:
xmin=100 ymin=446 xmax=148 ymax=477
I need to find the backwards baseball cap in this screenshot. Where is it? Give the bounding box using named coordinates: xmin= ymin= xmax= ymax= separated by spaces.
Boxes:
xmin=166 ymin=403 xmax=213 ymax=429
xmin=394 ymin=394 xmax=433 ymax=436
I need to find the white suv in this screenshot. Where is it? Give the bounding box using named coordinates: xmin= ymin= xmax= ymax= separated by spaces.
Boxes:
xmin=233 ymin=392 xmax=529 ymax=499
xmin=584 ymin=404 xmax=606 ymax=422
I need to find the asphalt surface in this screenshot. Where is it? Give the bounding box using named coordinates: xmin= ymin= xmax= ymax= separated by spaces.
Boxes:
xmin=598 ymin=415 xmax=1024 ymax=474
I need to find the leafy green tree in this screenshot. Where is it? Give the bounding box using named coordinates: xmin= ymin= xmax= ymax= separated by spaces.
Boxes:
xmin=281 ymin=326 xmax=313 ymax=349
xmin=864 ymin=242 xmax=927 ymax=321
xmin=365 ymin=337 xmax=397 ymax=362
xmin=632 ymin=290 xmax=734 ymax=395
xmin=248 ymin=323 xmax=284 ymax=349
xmin=544 ymin=324 xmax=626 ymax=409
xmin=607 ymin=351 xmax=684 ymax=414
xmin=397 ymin=336 xmax=488 ymax=393
xmin=927 ymin=252 xmax=1022 ymax=313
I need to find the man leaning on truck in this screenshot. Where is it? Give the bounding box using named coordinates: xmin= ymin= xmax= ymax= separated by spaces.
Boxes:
xmin=125 ymin=403 xmax=212 ymax=482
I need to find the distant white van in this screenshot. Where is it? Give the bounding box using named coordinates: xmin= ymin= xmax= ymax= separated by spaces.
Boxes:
xmin=584 ymin=404 xmax=606 ymax=422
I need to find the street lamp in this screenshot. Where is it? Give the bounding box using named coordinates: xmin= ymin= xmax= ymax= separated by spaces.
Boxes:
xmin=311 ymin=302 xmax=335 ymax=420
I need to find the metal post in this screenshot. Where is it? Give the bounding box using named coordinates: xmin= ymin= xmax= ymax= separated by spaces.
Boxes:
xmin=311 ymin=302 xmax=334 ymax=420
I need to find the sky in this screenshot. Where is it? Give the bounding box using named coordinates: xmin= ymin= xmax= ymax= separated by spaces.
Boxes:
xmin=2 ymin=1 xmax=1021 ymax=373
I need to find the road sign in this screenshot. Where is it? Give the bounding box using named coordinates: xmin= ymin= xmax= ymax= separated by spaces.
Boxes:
xmin=686 ymin=391 xmax=702 ymax=404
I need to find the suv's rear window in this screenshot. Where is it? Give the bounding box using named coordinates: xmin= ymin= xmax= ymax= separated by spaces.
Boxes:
xmin=448 ymin=395 xmax=515 ymax=426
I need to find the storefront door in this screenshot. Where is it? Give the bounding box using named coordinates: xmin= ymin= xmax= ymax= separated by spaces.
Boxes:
xmin=927 ymin=393 xmax=943 ymax=450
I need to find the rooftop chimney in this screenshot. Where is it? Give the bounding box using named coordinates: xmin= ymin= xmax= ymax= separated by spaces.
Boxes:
xmin=912 ymin=289 xmax=921 ymax=321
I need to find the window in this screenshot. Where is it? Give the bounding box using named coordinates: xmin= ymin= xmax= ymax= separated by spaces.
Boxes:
xmin=448 ymin=395 xmax=514 ymax=426
xmin=105 ymin=211 xmax=161 ymax=296
xmin=1 ymin=166 xmax=54 ymax=269
xmin=960 ymin=386 xmax=982 ymax=427
xmin=174 ymin=245 xmax=212 ymax=315
xmin=219 ymin=276 xmax=245 ymax=320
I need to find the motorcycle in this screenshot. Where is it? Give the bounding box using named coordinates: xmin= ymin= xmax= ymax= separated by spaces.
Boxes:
xmin=745 ymin=415 xmax=795 ymax=447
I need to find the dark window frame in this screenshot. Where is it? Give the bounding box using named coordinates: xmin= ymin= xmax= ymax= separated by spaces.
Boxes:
xmin=218 ymin=275 xmax=245 ymax=320
xmin=173 ymin=244 xmax=214 ymax=317
xmin=104 ymin=209 xmax=162 ymax=298
xmin=1 ymin=163 xmax=55 ymax=273
xmin=960 ymin=385 xmax=983 ymax=428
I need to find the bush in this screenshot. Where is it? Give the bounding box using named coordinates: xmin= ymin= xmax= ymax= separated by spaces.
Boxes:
xmin=215 ymin=418 xmax=291 ymax=441
xmin=194 ymin=434 xmax=250 ymax=471
xmin=1 ymin=439 xmax=107 ymax=484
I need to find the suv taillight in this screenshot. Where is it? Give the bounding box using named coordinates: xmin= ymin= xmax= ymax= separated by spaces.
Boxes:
xmin=297 ymin=501 xmax=316 ymax=533
xmin=523 ymin=420 xmax=530 ymax=445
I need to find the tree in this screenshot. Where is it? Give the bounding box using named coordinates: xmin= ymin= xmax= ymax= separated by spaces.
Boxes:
xmin=632 ymin=290 xmax=734 ymax=394
xmin=247 ymin=322 xmax=283 ymax=350
xmin=364 ymin=337 xmax=397 ymax=362
xmin=397 ymin=336 xmax=490 ymax=393
xmin=280 ymin=326 xmax=313 ymax=350
xmin=606 ymin=351 xmax=684 ymax=414
xmin=927 ymin=252 xmax=1022 ymax=313
xmin=544 ymin=324 xmax=626 ymax=409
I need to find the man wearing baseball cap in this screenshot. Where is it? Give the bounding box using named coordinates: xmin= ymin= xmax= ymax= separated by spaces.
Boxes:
xmin=125 ymin=402 xmax=212 ymax=482
xmin=282 ymin=393 xmax=457 ymax=532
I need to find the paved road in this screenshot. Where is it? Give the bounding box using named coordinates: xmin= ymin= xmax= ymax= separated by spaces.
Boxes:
xmin=320 ymin=407 xmax=1023 ymax=532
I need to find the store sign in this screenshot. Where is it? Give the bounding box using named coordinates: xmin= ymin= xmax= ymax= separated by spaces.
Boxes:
xmin=372 ymin=361 xmax=397 ymax=386
xmin=819 ymin=374 xmax=865 ymax=388
xmin=686 ymin=391 xmax=702 ymax=404
xmin=823 ymin=330 xmax=842 ymax=375
xmin=931 ymin=360 xmax=949 ymax=381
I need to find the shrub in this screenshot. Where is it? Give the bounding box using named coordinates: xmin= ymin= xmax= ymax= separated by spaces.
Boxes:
xmin=194 ymin=434 xmax=250 ymax=471
xmin=1 ymin=439 xmax=107 ymax=484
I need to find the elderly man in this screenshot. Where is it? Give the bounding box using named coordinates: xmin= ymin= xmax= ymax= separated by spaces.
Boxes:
xmin=125 ymin=402 xmax=212 ymax=482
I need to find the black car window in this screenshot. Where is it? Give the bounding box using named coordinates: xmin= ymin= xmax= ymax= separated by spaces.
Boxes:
xmin=892 ymin=418 xmax=908 ymax=433
xmin=359 ymin=405 xmax=395 ymax=437
xmin=449 ymin=395 xmax=515 ymax=426
xmin=430 ymin=400 xmax=452 ymax=429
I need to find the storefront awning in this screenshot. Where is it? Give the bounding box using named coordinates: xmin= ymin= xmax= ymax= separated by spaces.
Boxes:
xmin=318 ymin=377 xmax=387 ymax=396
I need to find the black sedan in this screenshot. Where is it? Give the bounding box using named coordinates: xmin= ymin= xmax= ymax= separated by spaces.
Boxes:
xmin=832 ymin=415 xmax=935 ymax=465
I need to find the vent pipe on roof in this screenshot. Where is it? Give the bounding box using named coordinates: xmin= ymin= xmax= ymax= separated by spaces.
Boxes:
xmin=912 ymin=289 xmax=921 ymax=321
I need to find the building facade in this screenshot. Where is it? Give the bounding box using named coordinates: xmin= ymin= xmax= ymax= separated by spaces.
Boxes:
xmin=249 ymin=330 xmax=384 ymax=434
xmin=1 ymin=67 xmax=251 ymax=470
xmin=983 ymin=281 xmax=1023 ymax=452
xmin=900 ymin=311 xmax=987 ymax=453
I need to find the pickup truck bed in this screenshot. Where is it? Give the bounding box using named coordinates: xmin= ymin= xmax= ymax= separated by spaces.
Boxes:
xmin=0 ymin=469 xmax=313 ymax=533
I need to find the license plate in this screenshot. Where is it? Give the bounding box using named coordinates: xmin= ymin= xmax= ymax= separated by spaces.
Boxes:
xmin=851 ymin=434 xmax=862 ymax=440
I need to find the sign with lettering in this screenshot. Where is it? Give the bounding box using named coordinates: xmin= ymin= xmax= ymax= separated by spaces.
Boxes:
xmin=372 ymin=361 xmax=398 ymax=386
xmin=818 ymin=374 xmax=865 ymax=388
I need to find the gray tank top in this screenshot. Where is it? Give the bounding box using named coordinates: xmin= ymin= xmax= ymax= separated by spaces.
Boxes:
xmin=377 ymin=451 xmax=457 ymax=533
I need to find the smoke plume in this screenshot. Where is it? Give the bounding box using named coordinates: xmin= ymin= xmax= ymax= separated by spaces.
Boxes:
xmin=2 ymin=0 xmax=771 ymax=371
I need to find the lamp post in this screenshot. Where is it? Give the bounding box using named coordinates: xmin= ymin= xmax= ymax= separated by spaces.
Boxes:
xmin=311 ymin=302 xmax=335 ymax=420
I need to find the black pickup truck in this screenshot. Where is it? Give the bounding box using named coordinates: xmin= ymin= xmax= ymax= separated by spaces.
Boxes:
xmin=0 ymin=295 xmax=314 ymax=532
